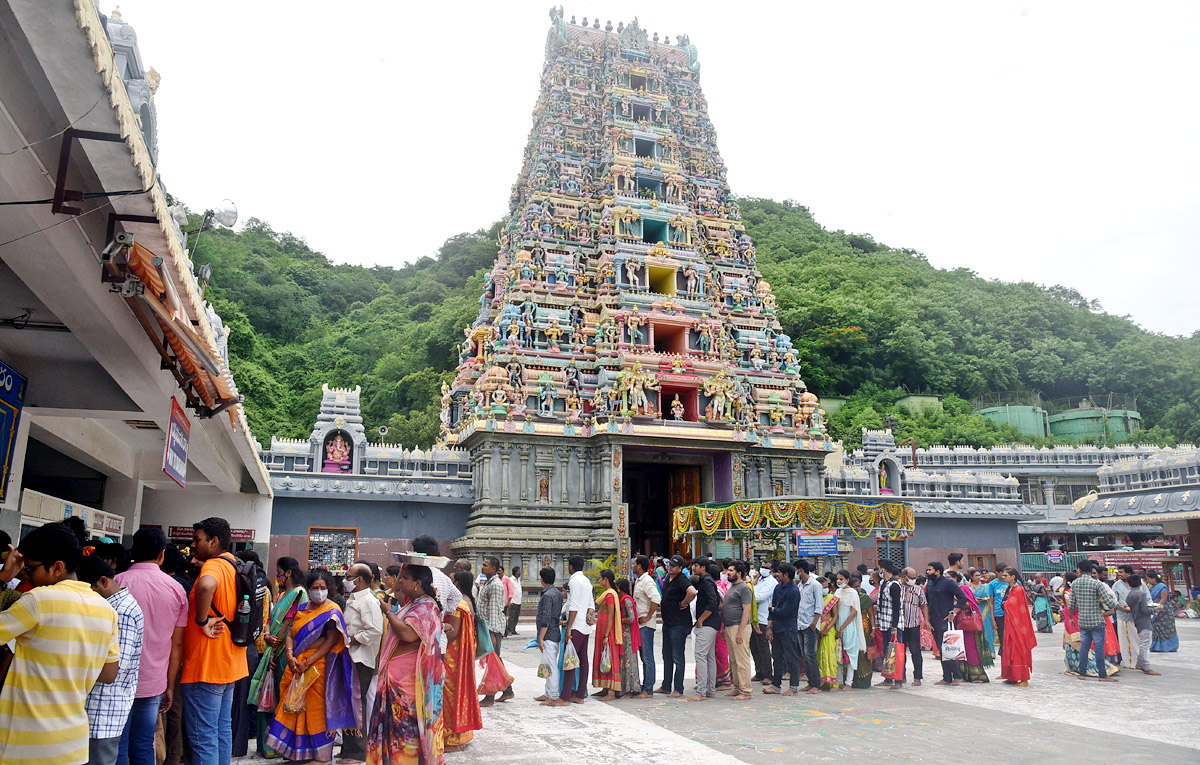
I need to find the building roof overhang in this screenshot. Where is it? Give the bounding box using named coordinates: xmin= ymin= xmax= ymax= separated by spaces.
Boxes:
xmin=0 ymin=0 xmax=270 ymax=496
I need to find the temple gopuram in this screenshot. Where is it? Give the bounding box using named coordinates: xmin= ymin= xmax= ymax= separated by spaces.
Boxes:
xmin=444 ymin=13 xmax=834 ymax=568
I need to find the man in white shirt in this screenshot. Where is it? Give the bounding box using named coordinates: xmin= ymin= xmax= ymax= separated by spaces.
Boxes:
xmin=1049 ymin=573 xmax=1064 ymax=593
xmin=339 ymin=562 xmax=383 ymax=763
xmin=506 ymin=566 xmax=524 ymax=637
xmin=632 ymin=555 xmax=661 ymax=698
xmin=565 ymin=555 xmax=595 ymax=704
xmin=752 ymin=562 xmax=777 ymax=682
xmin=1112 ymin=564 xmax=1150 ymax=669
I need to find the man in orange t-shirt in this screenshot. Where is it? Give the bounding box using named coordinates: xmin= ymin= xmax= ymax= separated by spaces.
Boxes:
xmin=180 ymin=517 xmax=247 ymax=765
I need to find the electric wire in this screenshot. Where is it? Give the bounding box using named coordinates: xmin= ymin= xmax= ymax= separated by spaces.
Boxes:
xmin=0 ymin=91 xmax=106 ymax=157
xmin=0 ymin=199 xmax=117 ymax=250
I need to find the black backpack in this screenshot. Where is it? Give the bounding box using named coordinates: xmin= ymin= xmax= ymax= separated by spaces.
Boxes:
xmin=211 ymin=554 xmax=267 ymax=647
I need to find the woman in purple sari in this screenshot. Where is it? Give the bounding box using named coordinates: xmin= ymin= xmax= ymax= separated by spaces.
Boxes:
xmin=267 ymin=571 xmax=361 ymax=764
xmin=948 ymin=571 xmax=992 ymax=683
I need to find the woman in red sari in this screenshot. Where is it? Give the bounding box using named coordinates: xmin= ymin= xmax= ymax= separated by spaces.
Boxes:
xmin=998 ymin=567 xmax=1037 ymax=686
xmin=592 ymin=569 xmax=623 ymax=701
xmin=442 ymin=571 xmax=482 ymax=752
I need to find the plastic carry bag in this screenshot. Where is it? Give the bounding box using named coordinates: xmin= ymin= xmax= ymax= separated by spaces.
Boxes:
xmin=940 ymin=628 xmax=966 ymax=661
xmin=882 ymin=637 xmax=905 ymax=681
xmin=599 ymin=643 xmax=612 ymax=674
xmin=256 ymin=665 xmax=277 ymax=712
xmin=477 ymin=652 xmax=514 ymax=696
xmin=537 ymin=661 xmax=553 ymax=678
xmin=562 ymin=639 xmax=580 ymax=671
xmin=281 ymin=665 xmax=320 ymax=714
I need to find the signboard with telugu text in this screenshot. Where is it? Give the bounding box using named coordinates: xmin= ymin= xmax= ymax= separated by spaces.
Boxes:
xmin=162 ymin=398 xmax=190 ymax=488
xmin=1047 ymin=550 xmax=1065 ymax=565
xmin=796 ymin=530 xmax=839 ymax=557
xmin=0 ymin=359 xmax=26 ymax=504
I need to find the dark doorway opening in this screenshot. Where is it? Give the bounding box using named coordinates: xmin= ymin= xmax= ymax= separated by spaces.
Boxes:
xmin=624 ymin=462 xmax=701 ymax=559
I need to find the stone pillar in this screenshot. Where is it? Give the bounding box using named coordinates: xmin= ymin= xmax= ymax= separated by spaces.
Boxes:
xmin=757 ymin=460 xmax=767 ymax=499
xmin=518 ymin=446 xmax=531 ymax=500
xmin=500 ymin=451 xmax=511 ymax=500
xmin=576 ymin=448 xmax=587 ymax=504
xmin=559 ymin=447 xmax=570 ymax=504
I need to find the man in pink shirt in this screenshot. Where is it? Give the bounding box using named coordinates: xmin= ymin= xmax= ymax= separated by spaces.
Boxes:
xmin=114 ymin=527 xmax=188 ymax=765
xmin=501 ymin=570 xmax=516 ymax=636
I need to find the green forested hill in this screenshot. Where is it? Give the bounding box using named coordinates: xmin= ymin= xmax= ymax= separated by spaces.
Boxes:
xmin=189 ymin=199 xmax=1200 ymax=449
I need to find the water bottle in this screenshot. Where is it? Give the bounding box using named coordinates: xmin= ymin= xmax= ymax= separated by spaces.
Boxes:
xmin=237 ymin=594 xmax=251 ymax=626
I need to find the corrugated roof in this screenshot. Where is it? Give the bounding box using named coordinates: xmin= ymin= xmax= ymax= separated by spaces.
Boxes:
xmin=910 ymin=501 xmax=1041 ymax=519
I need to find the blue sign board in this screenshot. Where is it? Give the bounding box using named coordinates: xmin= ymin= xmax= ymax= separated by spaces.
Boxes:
xmin=162 ymin=398 xmax=190 ymax=488
xmin=1047 ymin=550 xmax=1065 ymax=565
xmin=0 ymin=359 xmax=26 ymax=504
xmin=796 ymin=530 xmax=839 ymax=557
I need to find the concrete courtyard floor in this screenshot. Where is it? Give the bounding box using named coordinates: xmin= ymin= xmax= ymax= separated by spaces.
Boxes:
xmin=237 ymin=619 xmax=1199 ymax=764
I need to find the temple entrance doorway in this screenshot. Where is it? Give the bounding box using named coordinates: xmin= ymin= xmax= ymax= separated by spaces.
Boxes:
xmin=625 ymin=462 xmax=701 ymax=559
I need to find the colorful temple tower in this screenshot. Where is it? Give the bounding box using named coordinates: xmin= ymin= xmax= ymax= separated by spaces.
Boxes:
xmin=443 ymin=12 xmax=832 ymax=569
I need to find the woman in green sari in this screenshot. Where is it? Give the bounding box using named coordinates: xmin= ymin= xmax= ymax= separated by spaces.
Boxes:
xmin=970 ymin=569 xmax=995 ymax=651
xmin=249 ymin=557 xmax=309 ymax=758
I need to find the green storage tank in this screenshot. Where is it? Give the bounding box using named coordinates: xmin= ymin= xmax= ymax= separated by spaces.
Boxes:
xmin=1048 ymin=408 xmax=1141 ymax=441
xmin=977 ymin=405 xmax=1048 ymax=438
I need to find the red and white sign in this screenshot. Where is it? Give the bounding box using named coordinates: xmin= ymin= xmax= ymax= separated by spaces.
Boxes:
xmin=162 ymin=398 xmax=190 ymax=488
xmin=1095 ymin=549 xmax=1178 ymax=569
xmin=168 ymin=525 xmax=253 ymax=541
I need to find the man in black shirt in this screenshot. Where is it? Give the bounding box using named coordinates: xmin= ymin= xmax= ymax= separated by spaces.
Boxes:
xmin=657 ymin=555 xmax=696 ymax=697
xmin=925 ymin=561 xmax=967 ymax=685
xmin=535 ymin=567 xmax=567 ymax=706
xmin=690 ymin=559 xmax=722 ymax=701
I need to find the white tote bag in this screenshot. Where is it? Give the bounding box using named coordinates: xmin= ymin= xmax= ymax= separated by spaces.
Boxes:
xmin=940 ymin=627 xmax=966 ymax=661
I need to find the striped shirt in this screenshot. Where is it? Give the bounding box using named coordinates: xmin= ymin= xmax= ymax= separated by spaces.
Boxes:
xmin=899 ymin=581 xmax=927 ymax=628
xmin=0 ymin=579 xmax=120 ymax=765
xmin=85 ymin=588 xmax=143 ymax=739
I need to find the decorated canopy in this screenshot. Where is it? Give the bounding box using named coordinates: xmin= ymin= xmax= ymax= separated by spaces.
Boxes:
xmin=672 ymin=498 xmax=915 ymax=540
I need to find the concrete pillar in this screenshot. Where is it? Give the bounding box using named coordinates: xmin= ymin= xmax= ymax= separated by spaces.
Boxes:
xmin=0 ymin=413 xmax=31 ymax=539
xmin=1042 ymin=478 xmax=1058 ymax=517
xmin=102 ymin=472 xmax=145 ymax=540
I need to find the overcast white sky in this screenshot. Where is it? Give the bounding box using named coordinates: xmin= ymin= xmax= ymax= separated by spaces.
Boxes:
xmin=105 ymin=0 xmax=1199 ymax=336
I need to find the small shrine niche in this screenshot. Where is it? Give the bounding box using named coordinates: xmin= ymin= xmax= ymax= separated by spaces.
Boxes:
xmin=875 ymin=456 xmax=901 ymax=496
xmin=322 ymin=430 xmax=354 ymax=473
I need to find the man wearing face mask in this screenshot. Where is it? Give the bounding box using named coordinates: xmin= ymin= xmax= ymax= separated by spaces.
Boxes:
xmin=338 ymin=563 xmax=383 ymax=763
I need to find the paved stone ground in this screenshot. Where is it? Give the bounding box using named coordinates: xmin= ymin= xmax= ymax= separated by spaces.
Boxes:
xmin=236 ymin=619 xmax=1200 ymax=764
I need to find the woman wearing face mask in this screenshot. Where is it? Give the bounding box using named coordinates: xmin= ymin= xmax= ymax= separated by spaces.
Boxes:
xmin=249 ymin=557 xmax=309 ymax=758
xmin=267 ymin=571 xmax=360 ymax=765
xmin=833 ymin=571 xmax=866 ymax=691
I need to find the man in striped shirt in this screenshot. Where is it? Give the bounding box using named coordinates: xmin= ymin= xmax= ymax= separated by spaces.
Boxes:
xmin=0 ymin=523 xmax=120 ymax=765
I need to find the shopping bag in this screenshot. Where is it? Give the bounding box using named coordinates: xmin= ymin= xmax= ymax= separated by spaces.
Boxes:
xmin=475 ymin=614 xmax=495 ymax=659
xmin=562 ymin=639 xmax=580 ymax=671
xmin=599 ymin=643 xmax=612 ymax=674
xmin=940 ymin=628 xmax=966 ymax=661
xmin=882 ymin=638 xmax=905 ymax=681
xmin=281 ymin=665 xmax=320 ymax=714
xmin=256 ymin=665 xmax=277 ymax=712
xmin=477 ymin=652 xmax=514 ymax=696
xmin=537 ymin=661 xmax=553 ymax=678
